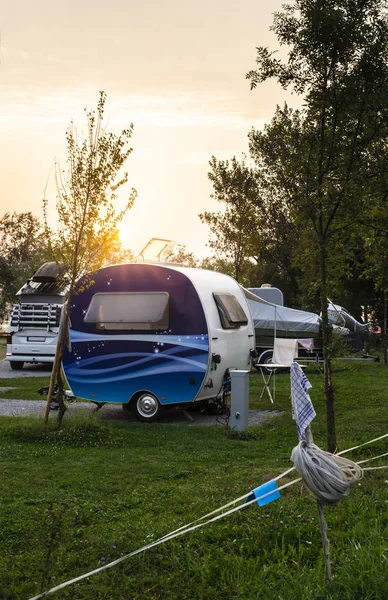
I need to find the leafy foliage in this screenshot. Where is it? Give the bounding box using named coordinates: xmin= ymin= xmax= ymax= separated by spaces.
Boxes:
xmin=163 ymin=244 xmax=200 ymax=267
xmin=199 ymin=155 xmax=303 ymax=297
xmin=0 ymin=212 xmax=50 ymax=321
xmin=43 ymin=91 xmax=137 ymax=289
xmin=43 ymin=92 xmax=137 ymax=423
xmin=246 ymin=0 xmax=388 ymax=451
xmin=200 ymin=156 xmax=262 ymax=283
xmin=201 ymin=0 xmax=388 ymax=450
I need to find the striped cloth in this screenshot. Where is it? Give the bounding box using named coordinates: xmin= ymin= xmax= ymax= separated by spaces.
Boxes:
xmin=290 ymin=361 xmax=316 ymax=440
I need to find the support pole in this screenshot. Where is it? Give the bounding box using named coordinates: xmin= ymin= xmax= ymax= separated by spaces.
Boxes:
xmin=316 ymin=500 xmax=332 ymax=581
xmin=44 ymin=303 xmax=68 ymax=425
xmin=43 ymin=343 xmax=62 ymax=424
xmin=302 ymin=426 xmax=332 ymax=581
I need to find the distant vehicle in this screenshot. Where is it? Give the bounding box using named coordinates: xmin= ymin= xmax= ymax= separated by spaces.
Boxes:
xmin=6 ymin=262 xmax=66 ymax=370
xmin=327 ymin=302 xmax=371 ymax=352
xmin=327 ymin=302 xmax=370 ymax=333
xmin=62 ymin=263 xmax=256 ymax=421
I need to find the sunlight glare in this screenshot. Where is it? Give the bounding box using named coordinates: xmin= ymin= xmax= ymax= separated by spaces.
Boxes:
xmin=118 ymin=224 xmax=132 ymax=249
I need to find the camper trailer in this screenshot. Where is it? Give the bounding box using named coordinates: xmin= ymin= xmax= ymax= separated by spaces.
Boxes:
xmin=6 ymin=262 xmax=66 ymax=370
xmin=62 ymin=263 xmax=255 ymax=421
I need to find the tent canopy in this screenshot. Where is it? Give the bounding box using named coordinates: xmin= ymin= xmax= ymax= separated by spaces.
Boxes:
xmin=243 ymin=288 xmax=321 ymax=335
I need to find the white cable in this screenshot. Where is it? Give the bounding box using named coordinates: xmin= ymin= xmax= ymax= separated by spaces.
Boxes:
xmin=154 ymin=465 xmax=297 ymax=542
xmin=27 ymin=434 xmax=387 ymax=599
xmin=27 ymin=477 xmax=302 ymax=600
xmin=356 ymin=452 xmax=388 ymax=465
xmin=336 ymin=432 xmax=388 ymax=455
xmin=289 ymin=434 xmax=388 ymax=505
xmin=291 ymin=440 xmax=363 ymax=505
xmin=363 ymin=465 xmax=388 ymax=471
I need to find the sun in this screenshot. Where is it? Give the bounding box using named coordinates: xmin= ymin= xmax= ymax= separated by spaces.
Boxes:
xmin=118 ymin=224 xmax=132 ymax=248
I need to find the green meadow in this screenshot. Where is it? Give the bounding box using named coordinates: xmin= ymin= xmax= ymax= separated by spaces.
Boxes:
xmin=0 ymin=359 xmax=387 ymax=599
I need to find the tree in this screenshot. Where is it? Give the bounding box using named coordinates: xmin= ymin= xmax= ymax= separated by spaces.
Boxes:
xmin=43 ymin=92 xmax=137 ymax=424
xmin=102 ymin=235 xmax=135 ymax=266
xmin=163 ymin=244 xmax=199 ymax=267
xmin=200 ymin=153 xmax=302 ymax=301
xmin=247 ymin=0 xmax=388 ymax=451
xmin=0 ymin=212 xmax=49 ymax=322
xmin=199 ymin=155 xmax=264 ymax=285
xmin=363 ymin=193 xmax=388 ymax=362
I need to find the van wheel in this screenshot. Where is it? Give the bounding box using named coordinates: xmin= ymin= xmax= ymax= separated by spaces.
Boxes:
xmin=10 ymin=361 xmax=24 ymax=370
xmin=132 ymin=393 xmax=162 ymax=422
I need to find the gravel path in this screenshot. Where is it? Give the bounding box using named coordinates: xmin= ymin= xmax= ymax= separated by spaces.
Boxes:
xmin=0 ymin=398 xmax=283 ymax=426
xmin=0 ymin=359 xmax=283 ymax=425
xmin=0 ymin=359 xmax=52 ymax=378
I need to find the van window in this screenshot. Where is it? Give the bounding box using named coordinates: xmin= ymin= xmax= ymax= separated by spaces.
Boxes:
xmin=84 ymin=292 xmax=170 ymax=331
xmin=213 ymin=293 xmax=248 ymax=329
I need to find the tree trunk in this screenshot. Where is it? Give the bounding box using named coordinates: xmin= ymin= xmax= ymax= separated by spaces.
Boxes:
xmin=319 ymin=239 xmax=337 ymax=453
xmin=384 ymin=294 xmax=387 ymax=366
xmin=44 ymin=301 xmax=70 ymax=426
xmin=55 ymin=366 xmax=67 ymax=426
xmin=363 ymin=305 xmax=369 ymax=356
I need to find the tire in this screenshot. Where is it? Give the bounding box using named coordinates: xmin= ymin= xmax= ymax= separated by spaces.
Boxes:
xmin=132 ymin=392 xmax=162 ymax=423
xmin=10 ymin=361 xmax=24 ymax=370
xmin=257 ymin=349 xmax=275 ymax=374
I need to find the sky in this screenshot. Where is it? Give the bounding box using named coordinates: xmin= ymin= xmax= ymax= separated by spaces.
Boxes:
xmin=0 ymin=0 xmax=293 ymax=259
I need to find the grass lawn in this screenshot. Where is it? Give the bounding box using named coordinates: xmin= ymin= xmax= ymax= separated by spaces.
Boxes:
xmin=0 ymin=360 xmax=387 ymax=599
xmin=0 ymin=375 xmax=52 ymax=400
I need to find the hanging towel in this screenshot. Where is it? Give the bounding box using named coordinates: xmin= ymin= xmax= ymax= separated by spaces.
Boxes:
xmin=290 ymin=361 xmax=316 ymax=440
xmin=272 ymin=339 xmax=298 ymax=365
xmin=297 ymin=338 xmax=314 ymax=352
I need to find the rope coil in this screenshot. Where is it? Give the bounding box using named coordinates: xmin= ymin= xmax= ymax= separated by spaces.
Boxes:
xmin=291 ymin=440 xmax=363 ymax=505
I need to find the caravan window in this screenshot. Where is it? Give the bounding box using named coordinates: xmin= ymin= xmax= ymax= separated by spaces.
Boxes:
xmin=213 ymin=293 xmax=248 ymax=329
xmin=84 ymin=292 xmax=170 ymax=331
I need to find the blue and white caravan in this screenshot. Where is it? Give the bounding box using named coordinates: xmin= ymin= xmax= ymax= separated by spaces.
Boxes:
xmin=63 ymin=263 xmax=255 ymax=421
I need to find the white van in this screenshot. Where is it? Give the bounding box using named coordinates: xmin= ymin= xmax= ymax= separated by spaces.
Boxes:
xmin=6 ymin=262 xmax=66 ymax=370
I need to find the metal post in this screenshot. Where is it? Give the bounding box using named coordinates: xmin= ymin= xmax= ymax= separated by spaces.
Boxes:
xmin=229 ymin=369 xmax=250 ymax=432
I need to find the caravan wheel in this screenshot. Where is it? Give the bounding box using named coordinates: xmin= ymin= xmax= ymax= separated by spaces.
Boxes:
xmin=132 ymin=392 xmax=162 ymax=423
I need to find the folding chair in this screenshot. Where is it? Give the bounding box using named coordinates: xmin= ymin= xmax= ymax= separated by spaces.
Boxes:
xmin=257 ymin=338 xmax=298 ymax=403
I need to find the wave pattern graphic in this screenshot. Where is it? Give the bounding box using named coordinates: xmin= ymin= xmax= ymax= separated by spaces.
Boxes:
xmin=66 ymin=351 xmax=208 ymax=384
xmin=69 ymin=329 xmax=209 ymax=351
xmin=63 ymin=332 xmax=209 ymax=405
xmin=66 ymin=342 xmax=205 ymax=376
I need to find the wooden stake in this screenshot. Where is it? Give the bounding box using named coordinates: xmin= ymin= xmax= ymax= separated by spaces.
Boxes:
xmin=43 ymin=303 xmax=68 ymax=425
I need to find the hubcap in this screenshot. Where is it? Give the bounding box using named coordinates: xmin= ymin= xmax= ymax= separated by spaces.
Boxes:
xmin=137 ymin=394 xmax=158 ymax=418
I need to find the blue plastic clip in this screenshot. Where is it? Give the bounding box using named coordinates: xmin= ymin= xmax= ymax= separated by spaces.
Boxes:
xmin=246 ymin=480 xmax=280 ymax=507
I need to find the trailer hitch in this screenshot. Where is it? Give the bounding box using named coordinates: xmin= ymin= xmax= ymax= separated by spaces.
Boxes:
xmin=37 ymin=386 xmax=76 ymax=409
